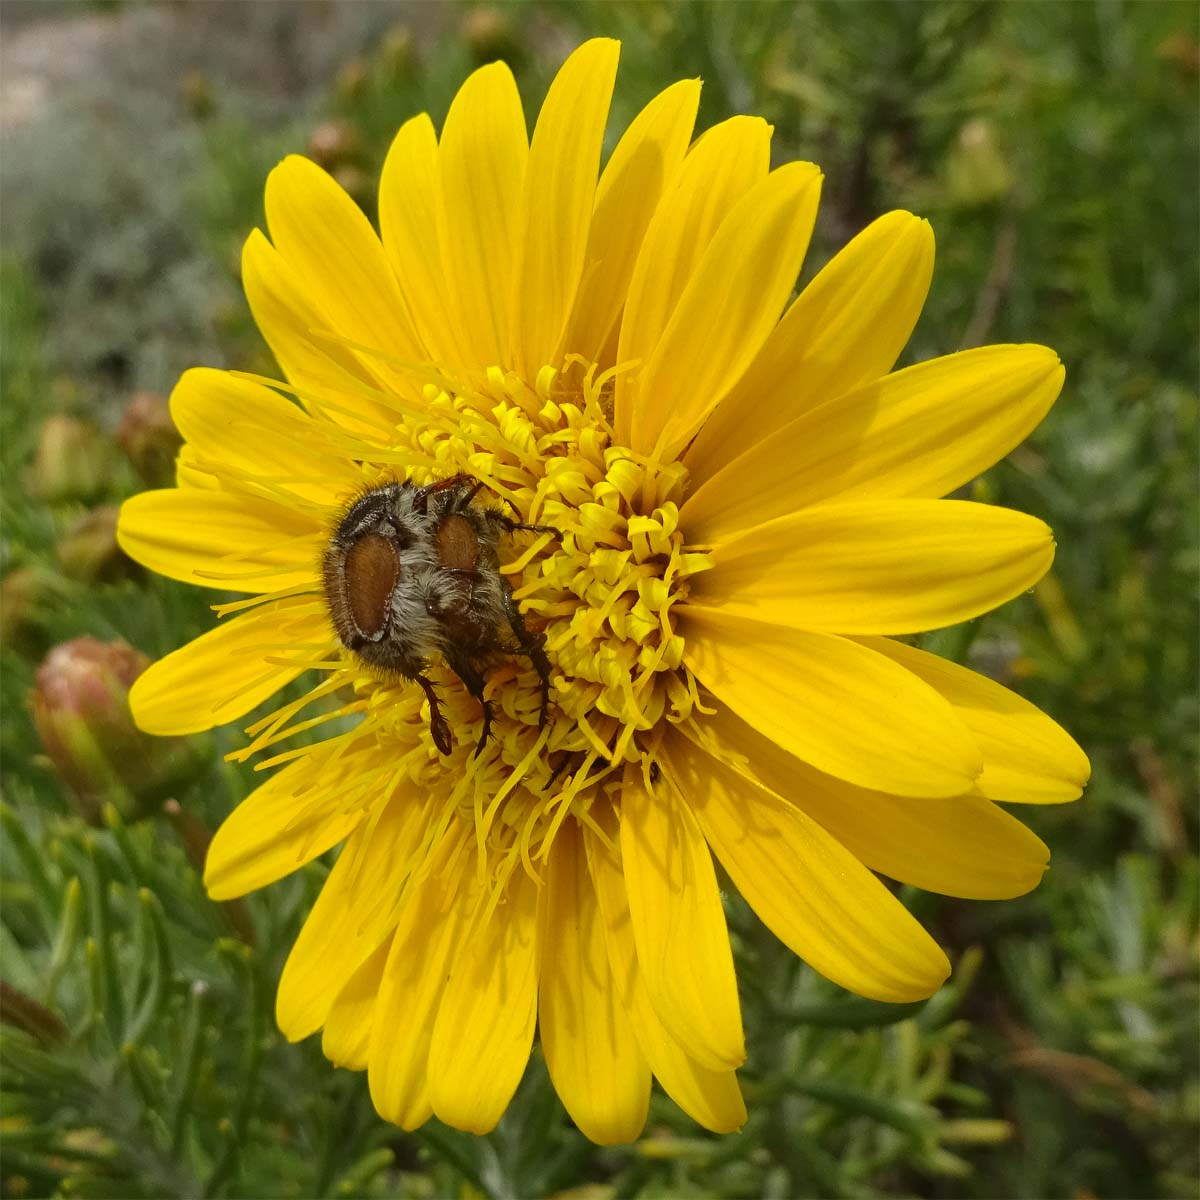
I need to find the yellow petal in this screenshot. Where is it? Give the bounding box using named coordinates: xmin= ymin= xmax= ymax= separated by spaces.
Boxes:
xmin=858 ymin=636 xmax=1090 ymax=803
xmin=428 ymin=866 xmax=541 ymax=1134
xmin=639 ymin=162 xmax=824 ymax=462
xmin=129 ymin=596 xmax=330 ymax=735
xmin=241 ymin=229 xmax=398 ymax=433
xmin=558 ymin=78 xmax=700 ymax=366
xmin=367 ymin=841 xmax=473 ymax=1130
xmin=614 ymin=115 xmax=772 ymax=443
xmin=379 ymin=114 xmax=464 ymax=370
xmin=512 ymin=39 xmax=619 ymax=376
xmin=264 ymin=155 xmax=424 ymax=390
xmin=323 ymin=938 xmax=390 ymax=1070
xmin=585 ymin=816 xmax=746 ymax=1133
xmin=618 ymin=771 xmax=744 ymax=1071
xmin=437 ymin=61 xmax=527 ymax=371
xmin=683 ymin=346 xmax=1066 ymax=541
xmin=700 ymin=703 xmax=1051 ymax=900
xmin=118 ymin=489 xmax=322 ymax=594
xmin=685 ymin=210 xmax=934 ymax=485
xmin=664 ymin=731 xmax=951 ymax=1001
xmin=690 ymin=499 xmax=1056 ymax=635
xmin=680 ymin=613 xmax=982 ymax=797
xmin=539 ymin=822 xmax=650 ymax=1145
xmin=204 ymin=748 xmax=365 ymax=901
xmin=277 ymin=796 xmax=422 ymax=1041
xmin=170 ymin=368 xmax=359 ymax=506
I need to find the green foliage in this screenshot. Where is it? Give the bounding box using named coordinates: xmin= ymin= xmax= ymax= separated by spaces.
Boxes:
xmin=2 ymin=2 xmax=1196 ymax=1198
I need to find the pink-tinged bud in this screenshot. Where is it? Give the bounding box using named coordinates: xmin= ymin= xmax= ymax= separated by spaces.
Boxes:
xmin=31 ymin=638 xmax=200 ymax=824
xmin=27 ymin=415 xmax=121 ymax=504
xmin=56 ymin=506 xmax=137 ymax=584
xmin=116 ymin=392 xmax=181 ymax=488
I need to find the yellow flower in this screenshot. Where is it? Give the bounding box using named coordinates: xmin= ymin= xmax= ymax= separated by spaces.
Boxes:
xmin=117 ymin=39 xmax=1089 ymax=1143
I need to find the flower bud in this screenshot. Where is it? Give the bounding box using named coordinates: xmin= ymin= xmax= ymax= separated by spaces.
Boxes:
xmin=306 ymin=120 xmax=362 ymax=171
xmin=0 ymin=566 xmax=58 ymax=653
xmin=56 ymin=506 xmax=137 ymax=584
xmin=116 ymin=391 xmax=181 ymax=487
xmin=31 ymin=638 xmax=201 ymax=823
xmin=378 ymin=25 xmax=416 ymax=79
xmin=27 ymin=415 xmax=120 ymax=504
xmin=180 ymin=69 xmax=216 ymax=119
xmin=945 ymin=119 xmax=1013 ymax=208
xmin=462 ymin=7 xmax=520 ymax=65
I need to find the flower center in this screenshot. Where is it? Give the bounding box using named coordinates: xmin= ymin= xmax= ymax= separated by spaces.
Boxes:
xmin=237 ymin=361 xmax=714 ymax=889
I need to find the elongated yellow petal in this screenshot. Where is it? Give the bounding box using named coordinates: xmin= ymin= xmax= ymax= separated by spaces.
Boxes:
xmin=685 ymin=210 xmax=933 ymax=484
xmin=428 ymin=866 xmax=541 ymax=1134
xmin=690 ymin=499 xmax=1055 ymax=635
xmin=129 ymin=596 xmax=329 ymax=736
xmin=367 ymin=841 xmax=473 ymax=1130
xmin=437 ymin=61 xmax=527 ymax=371
xmin=585 ymin=816 xmax=746 ymax=1132
xmin=540 ymin=822 xmax=650 ymax=1145
xmin=379 ymin=115 xmax=463 ymax=370
xmin=858 ymin=636 xmax=1090 ymax=802
xmin=241 ymin=229 xmax=398 ymax=434
xmin=118 ymin=489 xmax=323 ymax=594
xmin=681 ymin=612 xmax=982 ymax=796
xmin=558 ymin=78 xmax=700 ymax=367
xmin=170 ymin=368 xmax=360 ymax=506
xmin=640 ymin=162 xmax=823 ymax=461
xmin=618 ymin=771 xmax=744 ymax=1071
xmin=277 ymin=797 xmax=422 ymax=1041
xmin=323 ymin=938 xmax=390 ymax=1070
xmin=512 ymin=39 xmax=619 ymax=377
xmin=264 ymin=155 xmax=424 ymax=390
xmin=664 ymin=731 xmax=950 ymax=1000
xmin=683 ymin=346 xmax=1066 ymax=541
xmin=615 ymin=115 xmax=772 ymax=443
xmin=204 ymin=749 xmax=365 ymax=900
xmin=699 ymin=703 xmax=1051 ymax=899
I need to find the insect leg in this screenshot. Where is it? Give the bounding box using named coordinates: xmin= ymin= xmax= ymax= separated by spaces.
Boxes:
xmin=413 ymin=473 xmax=474 ymax=514
xmin=497 ymin=579 xmax=552 ymax=731
xmin=415 ymin=674 xmax=453 ymax=755
xmin=446 ymin=656 xmax=493 ymax=758
xmin=481 ymin=508 xmax=562 ymax=539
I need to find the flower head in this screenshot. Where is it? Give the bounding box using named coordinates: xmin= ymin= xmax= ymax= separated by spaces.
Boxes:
xmin=117 ymin=39 xmax=1089 ymax=1142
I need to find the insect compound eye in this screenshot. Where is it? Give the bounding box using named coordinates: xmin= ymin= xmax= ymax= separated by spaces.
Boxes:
xmin=342 ymin=532 xmax=401 ymax=640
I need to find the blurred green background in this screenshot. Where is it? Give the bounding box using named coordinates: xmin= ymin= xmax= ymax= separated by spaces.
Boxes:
xmin=1 ymin=2 xmax=1196 ymax=1197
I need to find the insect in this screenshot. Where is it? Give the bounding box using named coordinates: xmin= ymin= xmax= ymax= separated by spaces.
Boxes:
xmin=322 ymin=474 xmax=555 ymax=756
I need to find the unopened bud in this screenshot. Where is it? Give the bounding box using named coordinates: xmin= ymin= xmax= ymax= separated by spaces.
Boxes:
xmin=462 ymin=7 xmax=520 ymax=65
xmin=335 ymin=58 xmax=370 ymax=103
xmin=31 ymin=638 xmax=201 ymax=823
xmin=116 ymin=391 xmax=181 ymax=487
xmin=379 ymin=25 xmax=416 ymax=79
xmin=56 ymin=506 xmax=137 ymax=583
xmin=306 ymin=120 xmax=361 ymax=171
xmin=27 ymin=415 xmax=121 ymax=504
xmin=0 ymin=566 xmax=58 ymax=652
xmin=180 ymin=69 xmax=216 ymax=119
xmin=945 ymin=119 xmax=1013 ymax=208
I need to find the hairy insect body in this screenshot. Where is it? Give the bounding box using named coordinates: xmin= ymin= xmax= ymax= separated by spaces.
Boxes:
xmin=322 ymin=475 xmax=553 ymax=756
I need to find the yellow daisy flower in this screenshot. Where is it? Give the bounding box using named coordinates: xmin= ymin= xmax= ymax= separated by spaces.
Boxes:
xmin=117 ymin=39 xmax=1089 ymax=1143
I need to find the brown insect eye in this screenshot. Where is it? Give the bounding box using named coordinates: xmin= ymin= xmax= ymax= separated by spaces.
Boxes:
xmin=434 ymin=514 xmax=480 ymax=571
xmin=343 ymin=533 xmax=401 ymax=638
